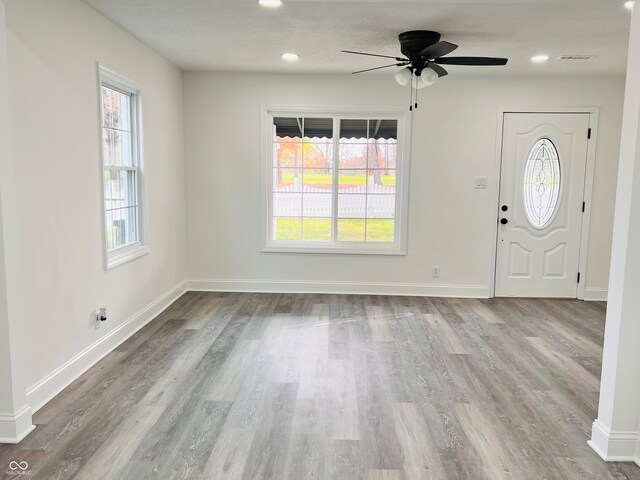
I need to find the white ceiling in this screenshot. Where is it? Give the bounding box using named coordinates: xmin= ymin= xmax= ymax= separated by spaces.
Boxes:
xmin=82 ymin=0 xmax=632 ymax=75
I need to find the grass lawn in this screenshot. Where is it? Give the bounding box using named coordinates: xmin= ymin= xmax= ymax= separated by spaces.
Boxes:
xmin=275 ymin=218 xmax=394 ymax=242
xmin=280 ymin=172 xmax=395 ymax=187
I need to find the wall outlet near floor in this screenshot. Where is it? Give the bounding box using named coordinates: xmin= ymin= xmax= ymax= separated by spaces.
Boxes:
xmin=432 ymin=266 xmax=441 ymax=278
xmin=95 ymin=307 xmax=107 ymax=329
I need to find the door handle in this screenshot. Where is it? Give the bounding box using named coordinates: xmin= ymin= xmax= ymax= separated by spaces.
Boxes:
xmin=500 ymin=218 xmax=508 ymax=225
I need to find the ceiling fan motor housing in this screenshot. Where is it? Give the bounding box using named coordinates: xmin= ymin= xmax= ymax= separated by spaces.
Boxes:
xmin=398 ymin=30 xmax=441 ymax=68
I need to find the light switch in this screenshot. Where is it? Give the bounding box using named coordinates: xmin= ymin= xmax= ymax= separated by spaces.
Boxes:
xmin=475 ymin=177 xmax=488 ymax=189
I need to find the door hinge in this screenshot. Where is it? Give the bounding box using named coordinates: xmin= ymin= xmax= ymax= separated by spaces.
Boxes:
xmin=582 ymin=201 xmax=586 ymax=213
xmin=577 ymin=272 xmax=581 ymax=283
xmin=587 ymin=128 xmax=592 ymax=139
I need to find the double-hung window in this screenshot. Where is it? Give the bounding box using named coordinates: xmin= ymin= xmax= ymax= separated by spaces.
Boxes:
xmin=99 ymin=67 xmax=148 ymax=269
xmin=263 ymin=108 xmax=409 ymax=255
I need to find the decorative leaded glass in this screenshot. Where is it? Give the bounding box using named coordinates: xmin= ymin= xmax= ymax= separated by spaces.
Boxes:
xmin=523 ymin=138 xmax=561 ymax=228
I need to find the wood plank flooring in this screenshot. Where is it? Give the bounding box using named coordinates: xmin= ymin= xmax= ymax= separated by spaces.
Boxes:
xmin=1 ymin=292 xmax=639 ymax=479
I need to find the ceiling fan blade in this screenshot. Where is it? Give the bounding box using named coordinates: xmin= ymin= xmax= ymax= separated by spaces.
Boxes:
xmin=351 ymin=63 xmax=405 ymax=74
xmin=427 ymin=63 xmax=448 ymax=77
xmin=342 ymin=50 xmax=407 ymax=61
xmin=435 ymin=56 xmax=508 ymax=66
xmin=418 ymin=41 xmax=458 ymax=59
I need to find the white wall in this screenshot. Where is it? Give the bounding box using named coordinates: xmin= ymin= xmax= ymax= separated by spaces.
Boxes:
xmin=0 ymin=0 xmax=33 ymax=443
xmin=590 ymin=5 xmax=640 ymax=465
xmin=184 ymin=72 xmax=624 ymax=296
xmin=4 ymin=0 xmax=186 ymax=405
xmin=0 ymin=0 xmax=14 ymax=418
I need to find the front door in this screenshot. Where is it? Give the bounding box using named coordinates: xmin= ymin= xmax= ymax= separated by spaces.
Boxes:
xmin=495 ymin=113 xmax=590 ymax=297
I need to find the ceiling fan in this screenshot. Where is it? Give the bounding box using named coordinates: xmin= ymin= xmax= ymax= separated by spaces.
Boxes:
xmin=343 ymin=30 xmax=508 ymax=110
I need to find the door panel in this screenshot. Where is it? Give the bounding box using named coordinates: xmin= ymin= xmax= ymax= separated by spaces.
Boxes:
xmin=543 ymin=243 xmax=567 ymax=278
xmin=495 ymin=113 xmax=589 ymax=297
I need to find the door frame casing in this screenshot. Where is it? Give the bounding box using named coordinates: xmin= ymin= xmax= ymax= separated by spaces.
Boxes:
xmin=490 ymin=107 xmax=600 ymax=299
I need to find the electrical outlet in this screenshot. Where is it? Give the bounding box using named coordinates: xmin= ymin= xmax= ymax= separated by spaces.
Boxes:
xmin=432 ymin=266 xmax=441 ymax=278
xmin=95 ymin=307 xmax=107 ymax=329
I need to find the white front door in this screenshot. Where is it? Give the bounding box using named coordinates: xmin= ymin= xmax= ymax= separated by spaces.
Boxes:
xmin=495 ymin=113 xmax=590 ymax=298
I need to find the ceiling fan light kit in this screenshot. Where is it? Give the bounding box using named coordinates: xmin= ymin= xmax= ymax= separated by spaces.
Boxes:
xmin=394 ymin=67 xmax=412 ymax=87
xmin=343 ymin=30 xmax=508 ymax=111
xmin=417 ymin=67 xmax=438 ymax=87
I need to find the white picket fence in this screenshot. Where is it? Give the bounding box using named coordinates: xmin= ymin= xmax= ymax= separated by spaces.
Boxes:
xmin=273 ymin=178 xmax=395 ymax=218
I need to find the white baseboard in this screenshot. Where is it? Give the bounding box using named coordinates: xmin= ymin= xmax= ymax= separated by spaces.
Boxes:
xmin=0 ymin=405 xmax=35 ymax=443
xmin=185 ymin=278 xmax=490 ymax=298
xmin=588 ymin=419 xmax=640 ymax=466
xmin=583 ymin=288 xmax=608 ymax=301
xmin=26 ymin=280 xmax=187 ymax=414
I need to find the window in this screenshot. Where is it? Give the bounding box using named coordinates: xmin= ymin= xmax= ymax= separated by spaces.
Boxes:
xmin=263 ymin=108 xmax=409 ymax=254
xmin=99 ymin=67 xmax=148 ymax=269
xmin=523 ymin=138 xmax=561 ymax=229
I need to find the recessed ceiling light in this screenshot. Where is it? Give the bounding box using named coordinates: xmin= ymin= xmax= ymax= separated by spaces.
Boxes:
xmin=281 ymin=53 xmax=300 ymax=62
xmin=531 ymin=55 xmax=550 ymax=63
xmin=624 ymin=0 xmax=636 ymax=10
xmin=259 ymin=0 xmax=282 ymax=7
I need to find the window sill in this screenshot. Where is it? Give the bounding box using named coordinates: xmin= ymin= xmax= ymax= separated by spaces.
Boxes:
xmin=105 ymin=244 xmax=150 ymax=270
xmin=262 ymin=244 xmax=406 ymax=256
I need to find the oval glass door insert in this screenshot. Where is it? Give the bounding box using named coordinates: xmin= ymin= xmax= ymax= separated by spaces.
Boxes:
xmin=523 ymin=138 xmax=561 ymax=228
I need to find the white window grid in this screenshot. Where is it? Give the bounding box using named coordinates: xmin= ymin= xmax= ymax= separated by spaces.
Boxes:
xmin=98 ymin=66 xmax=147 ymax=269
xmin=263 ymin=108 xmax=410 ymax=255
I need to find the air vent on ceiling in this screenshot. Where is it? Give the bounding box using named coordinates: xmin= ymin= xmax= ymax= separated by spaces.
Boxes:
xmin=557 ymin=55 xmax=596 ymax=61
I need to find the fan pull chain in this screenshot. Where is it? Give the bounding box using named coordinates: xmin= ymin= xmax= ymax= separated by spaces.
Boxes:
xmin=415 ymin=81 xmax=419 ymax=110
xmin=410 ymin=74 xmax=416 ymax=112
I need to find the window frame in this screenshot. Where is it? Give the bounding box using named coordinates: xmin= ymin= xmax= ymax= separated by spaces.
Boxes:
xmin=98 ymin=65 xmax=149 ymax=270
xmin=261 ymin=106 xmax=411 ymax=255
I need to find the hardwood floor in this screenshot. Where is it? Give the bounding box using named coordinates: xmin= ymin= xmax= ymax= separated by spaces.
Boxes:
xmin=1 ymin=292 xmax=639 ymax=479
